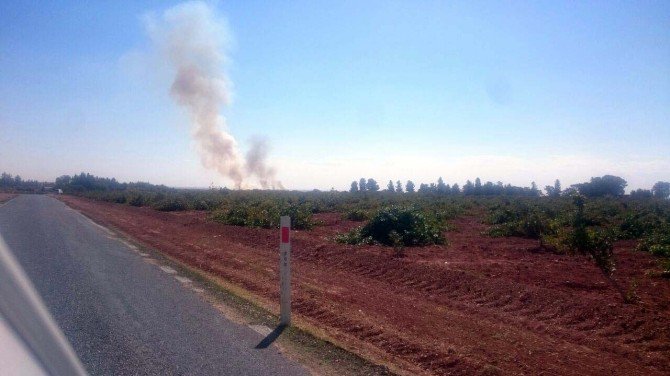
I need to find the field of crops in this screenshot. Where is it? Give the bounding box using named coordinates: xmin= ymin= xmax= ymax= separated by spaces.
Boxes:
xmin=73 ymin=185 xmax=670 ymax=276
xmin=59 ymin=190 xmax=670 ymax=375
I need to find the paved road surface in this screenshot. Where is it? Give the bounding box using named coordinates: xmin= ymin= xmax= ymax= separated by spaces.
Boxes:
xmin=0 ymin=195 xmax=308 ymax=375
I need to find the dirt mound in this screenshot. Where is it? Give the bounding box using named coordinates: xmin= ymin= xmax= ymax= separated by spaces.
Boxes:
xmin=59 ymin=196 xmax=670 ymax=375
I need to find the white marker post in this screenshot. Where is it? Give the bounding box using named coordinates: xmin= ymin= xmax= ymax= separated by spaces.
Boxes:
xmin=279 ymin=216 xmax=291 ymax=326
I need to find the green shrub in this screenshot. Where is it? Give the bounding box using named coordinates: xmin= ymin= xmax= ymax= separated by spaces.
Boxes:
xmin=567 ymin=195 xmax=616 ymax=274
xmin=649 ymin=245 xmax=670 ymax=258
xmin=127 ymin=192 xmax=146 ymax=207
xmin=152 ymin=197 xmax=188 ymax=211
xmin=356 ymin=206 xmax=445 ymax=246
xmin=619 ymin=212 xmax=663 ymax=239
xmin=345 ymin=209 xmax=369 ymax=221
xmin=487 ymin=222 xmax=519 ymax=237
xmin=215 ymin=206 xmax=251 ymax=226
xmin=212 ymin=201 xmax=314 ymax=230
xmin=636 ymin=224 xmax=670 ymax=254
xmin=488 ymin=207 xmax=516 ymax=225
xmin=111 ymin=192 xmax=127 ymax=204
xmin=282 ymin=203 xmax=314 ymax=230
xmin=661 ymin=260 xmax=670 ymax=278
xmin=487 ymin=209 xmax=550 ymax=239
xmin=192 ymin=200 xmax=210 ymax=211
xmin=637 ymin=223 xmax=670 ymax=276
xmin=586 ymin=229 xmax=615 ymax=274
xmin=334 ymin=228 xmax=373 ymax=245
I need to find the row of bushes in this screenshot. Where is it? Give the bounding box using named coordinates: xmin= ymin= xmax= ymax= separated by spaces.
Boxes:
xmin=636 ymin=224 xmax=670 ymax=277
xmin=80 ymin=187 xmax=470 ymax=214
xmin=484 ymin=195 xmax=670 ymax=276
xmin=78 ymin=189 xmax=315 ymax=229
xmin=80 ymin=190 xmax=220 ymax=211
xmin=485 ymin=195 xmax=670 ymax=241
xmin=75 ymin=185 xmax=668 ymax=269
xmin=212 ymin=201 xmax=314 ymax=230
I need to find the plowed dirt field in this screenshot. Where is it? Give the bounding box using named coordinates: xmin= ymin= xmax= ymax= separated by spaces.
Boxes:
xmin=59 ymin=195 xmax=670 ymax=375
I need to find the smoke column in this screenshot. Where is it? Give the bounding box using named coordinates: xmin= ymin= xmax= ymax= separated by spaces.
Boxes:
xmin=246 ymin=137 xmax=284 ymax=189
xmin=146 ymin=1 xmax=280 ymax=189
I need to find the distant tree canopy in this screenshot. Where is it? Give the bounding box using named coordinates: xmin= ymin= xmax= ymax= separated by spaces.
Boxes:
xmin=436 ymin=177 xmax=448 ymax=194
xmin=343 ymin=176 xmax=664 ymax=198
xmin=0 ymin=172 xmax=51 ymax=193
xmin=463 ymin=180 xmax=474 ymax=195
xmin=366 ymin=178 xmax=380 ymax=192
xmin=54 ymin=172 xmax=169 ymax=194
xmin=545 ymin=179 xmax=561 ymax=197
xmin=474 ymin=178 xmax=482 ymax=195
xmin=572 ymin=175 xmax=627 ymax=197
xmin=359 ymin=178 xmax=367 ymax=192
xmin=652 ymin=181 xmax=670 ymax=199
xmin=354 ymin=177 xmax=542 ymax=197
xmin=630 ymin=189 xmax=653 ymax=198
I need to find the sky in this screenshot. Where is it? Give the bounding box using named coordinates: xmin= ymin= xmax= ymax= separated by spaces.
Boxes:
xmin=1 ymin=0 xmax=668 ymax=191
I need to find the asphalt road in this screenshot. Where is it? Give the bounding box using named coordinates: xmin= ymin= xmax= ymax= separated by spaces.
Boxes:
xmin=0 ymin=195 xmax=309 ymax=376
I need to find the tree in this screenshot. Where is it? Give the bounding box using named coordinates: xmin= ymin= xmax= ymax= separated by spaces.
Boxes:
xmin=652 ymin=181 xmax=670 ymax=199
xmin=630 ymin=188 xmax=652 ymax=198
xmin=386 ymin=180 xmax=395 ymax=192
xmin=405 ymin=180 xmax=415 ymax=193
xmin=0 ymin=172 xmax=13 ymax=187
xmin=474 ymin=178 xmax=482 ymax=195
xmin=530 ymin=181 xmax=539 ymax=196
xmin=349 ymin=181 xmax=359 ymax=193
xmin=482 ymin=181 xmax=495 ymax=195
xmin=418 ymin=183 xmax=429 ymax=193
xmin=545 ymin=185 xmax=555 ymax=196
xmin=573 ymin=175 xmax=627 ymax=197
xmin=545 ymin=179 xmax=561 ymax=197
xmin=366 ymin=178 xmax=380 ymax=192
xmin=451 ymin=183 xmax=460 ymax=194
xmin=463 ymin=180 xmax=474 ymax=195
xmin=359 ymin=178 xmax=367 ymax=192
xmin=395 ymin=180 xmax=403 ymax=193
xmin=55 ymin=175 xmax=72 ymax=190
xmin=436 ymin=177 xmax=448 ymax=194
xmin=562 ymin=187 xmax=578 ymax=196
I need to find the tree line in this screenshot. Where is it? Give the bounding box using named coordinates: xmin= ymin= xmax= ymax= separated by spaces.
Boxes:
xmin=349 ymin=175 xmax=670 ymax=199
xmin=0 ymin=172 xmax=51 ymax=193
xmin=54 ymin=173 xmax=171 ymax=193
xmin=2 ymin=171 xmax=669 ymax=199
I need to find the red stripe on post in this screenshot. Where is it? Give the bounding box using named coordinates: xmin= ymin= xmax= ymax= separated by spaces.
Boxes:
xmin=281 ymin=227 xmax=290 ymax=243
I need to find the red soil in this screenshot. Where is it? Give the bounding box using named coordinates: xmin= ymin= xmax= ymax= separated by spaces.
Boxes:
xmin=59 ymin=196 xmax=670 ymax=375
xmin=0 ymin=193 xmax=17 ymax=203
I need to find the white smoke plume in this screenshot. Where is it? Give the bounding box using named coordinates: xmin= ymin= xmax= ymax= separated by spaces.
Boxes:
xmin=145 ymin=1 xmax=280 ymax=189
xmin=246 ymin=137 xmax=284 ymax=189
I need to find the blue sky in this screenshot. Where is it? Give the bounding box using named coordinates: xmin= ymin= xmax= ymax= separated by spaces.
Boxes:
xmin=1 ymin=1 xmax=668 ymax=190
